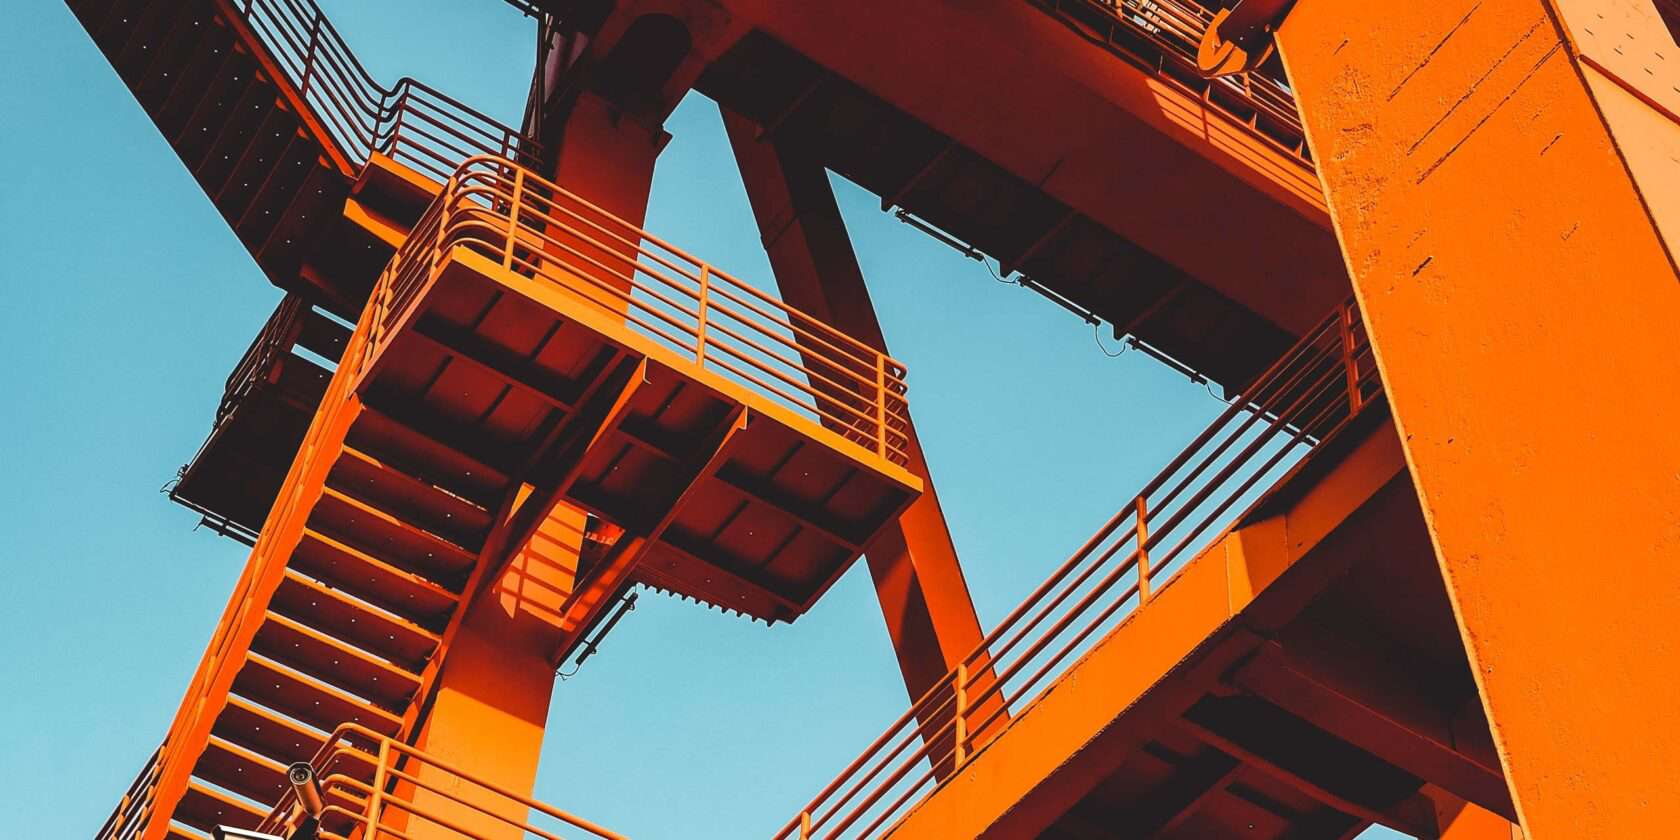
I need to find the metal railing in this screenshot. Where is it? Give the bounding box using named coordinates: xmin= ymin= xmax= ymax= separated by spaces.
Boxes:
xmin=216 ymin=295 xmax=309 ymax=425
xmin=93 ymin=742 xmax=165 ymax=840
xmin=258 ymin=723 xmax=626 ymax=840
xmin=774 ymin=301 xmax=1382 ymax=839
xmin=1033 ymin=0 xmax=1309 ymax=162
xmin=235 ymin=0 xmax=542 ymax=182
xmin=137 ymin=297 xmax=385 ymax=840
xmin=362 ymin=156 xmax=913 ymax=467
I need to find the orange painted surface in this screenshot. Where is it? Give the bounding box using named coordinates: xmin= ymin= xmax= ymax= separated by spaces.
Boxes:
xmin=711 ymin=0 xmax=1347 ymax=335
xmin=1278 ymin=0 xmax=1680 ymax=836
xmin=139 ymin=304 xmax=379 ymax=840
xmin=397 ymin=502 xmax=590 ymax=839
xmin=405 ymin=621 xmax=564 ymax=839
xmin=887 ymin=417 xmax=1410 ymax=839
xmin=1435 ymin=793 xmax=1523 ymax=840
xmin=722 ymin=110 xmax=987 ymax=700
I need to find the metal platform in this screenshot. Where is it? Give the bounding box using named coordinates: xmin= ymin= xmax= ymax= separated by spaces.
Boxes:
xmin=770 ymin=303 xmax=1510 ymax=839
xmin=354 ymin=156 xmax=923 ymax=622
xmin=171 ymin=295 xmax=346 ymax=539
xmin=65 ymin=0 xmax=539 ymax=312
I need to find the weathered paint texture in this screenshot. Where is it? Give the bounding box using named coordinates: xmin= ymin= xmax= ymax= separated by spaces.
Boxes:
xmin=1278 ymin=0 xmax=1680 ymax=836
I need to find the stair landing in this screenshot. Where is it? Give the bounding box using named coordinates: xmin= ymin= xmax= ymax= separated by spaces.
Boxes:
xmin=359 ymin=238 xmax=923 ymax=623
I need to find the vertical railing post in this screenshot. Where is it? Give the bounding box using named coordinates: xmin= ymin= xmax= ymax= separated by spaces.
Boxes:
xmin=953 ymin=664 xmax=969 ymax=768
xmin=506 ymin=167 xmax=525 ymax=271
xmin=875 ymin=354 xmax=888 ymax=458
xmin=300 ymin=13 xmax=322 ymax=100
xmin=433 ymin=174 xmax=454 ymax=278
xmin=382 ymin=92 xmax=400 ymax=162
xmin=799 ymin=810 xmax=813 ymax=839
xmin=1339 ymin=302 xmax=1363 ymax=413
xmin=696 ymin=265 xmax=711 ymax=366
xmin=366 ymin=739 xmax=392 ymax=839
xmin=1135 ymin=494 xmax=1152 ymax=602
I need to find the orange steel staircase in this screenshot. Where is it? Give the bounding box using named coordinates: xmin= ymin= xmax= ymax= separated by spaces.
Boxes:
xmin=63 ymin=0 xmax=540 ymax=313
xmin=170 ymin=295 xmax=349 ymax=541
xmin=65 ymin=0 xmax=546 ymax=541
xmin=260 ymin=723 xmax=624 ymax=840
xmin=95 ymin=155 xmax=921 ymax=840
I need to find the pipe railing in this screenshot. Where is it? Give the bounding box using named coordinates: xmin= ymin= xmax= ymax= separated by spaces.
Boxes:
xmin=774 ymin=300 xmax=1381 ymax=839
xmin=363 ymin=156 xmax=913 ymax=467
xmin=135 ymin=298 xmax=384 ymax=840
xmin=215 ymin=295 xmax=310 ymax=425
xmin=1033 ymin=0 xmax=1309 ymax=162
xmin=236 ymin=0 xmax=542 ymax=182
xmin=93 ymin=742 xmax=165 ymax=840
xmin=258 ymin=723 xmax=626 ymax=840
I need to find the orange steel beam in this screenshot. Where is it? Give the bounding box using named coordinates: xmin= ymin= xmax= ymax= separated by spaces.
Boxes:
xmin=385 ymin=56 xmax=682 ymax=826
xmin=698 ymin=0 xmax=1348 ymax=336
xmin=139 ymin=303 xmax=381 ymax=840
xmin=1274 ymin=1 xmax=1680 ymax=836
xmin=721 ymin=108 xmax=987 ymax=701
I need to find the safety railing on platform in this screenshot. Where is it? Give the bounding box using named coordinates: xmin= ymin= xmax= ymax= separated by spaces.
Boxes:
xmin=235 ymin=0 xmax=542 ymax=182
xmin=93 ymin=742 xmax=165 ymax=840
xmin=258 ymin=723 xmax=627 ymax=840
xmin=215 ymin=295 xmax=308 ymax=425
xmin=774 ymin=301 xmax=1381 ymax=839
xmin=363 ymin=156 xmax=913 ymax=467
xmin=1033 ymin=0 xmax=1309 ymax=161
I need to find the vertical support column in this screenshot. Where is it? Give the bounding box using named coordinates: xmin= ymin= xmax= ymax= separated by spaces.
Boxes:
xmin=1275 ymin=1 xmax=1680 ymax=837
xmin=549 ymin=91 xmax=667 ymax=228
xmin=721 ymin=108 xmax=990 ymax=708
xmin=402 ymin=504 xmax=591 ymax=839
xmin=395 ymin=56 xmax=681 ymax=838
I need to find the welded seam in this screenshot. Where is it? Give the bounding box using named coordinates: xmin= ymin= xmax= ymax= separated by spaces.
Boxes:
xmin=1417 ymin=42 xmax=1566 ymax=184
xmin=1409 ymin=16 xmax=1551 ymax=156
xmin=1389 ymin=1 xmax=1486 ymax=101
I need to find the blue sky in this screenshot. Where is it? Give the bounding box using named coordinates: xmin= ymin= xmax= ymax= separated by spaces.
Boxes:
xmin=1 ymin=2 xmax=1407 ymax=838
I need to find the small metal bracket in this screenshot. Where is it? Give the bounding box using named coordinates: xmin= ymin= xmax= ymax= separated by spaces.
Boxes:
xmin=1197 ymin=0 xmax=1295 ymax=78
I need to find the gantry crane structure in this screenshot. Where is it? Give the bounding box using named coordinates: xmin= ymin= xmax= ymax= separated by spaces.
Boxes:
xmin=60 ymin=0 xmax=1680 ymax=838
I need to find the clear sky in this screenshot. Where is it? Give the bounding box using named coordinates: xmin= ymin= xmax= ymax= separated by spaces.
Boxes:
xmin=1 ymin=2 xmax=1405 ymax=838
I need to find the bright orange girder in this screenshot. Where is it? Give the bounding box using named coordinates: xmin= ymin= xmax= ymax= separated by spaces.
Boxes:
xmin=1277 ymin=1 xmax=1680 ymax=836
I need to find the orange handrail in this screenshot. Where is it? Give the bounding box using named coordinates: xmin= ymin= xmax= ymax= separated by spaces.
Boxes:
xmin=362 ymin=156 xmax=914 ymax=467
xmin=234 ymin=0 xmax=542 ymax=182
xmin=258 ymin=723 xmax=626 ymax=840
xmin=774 ymin=300 xmax=1381 ymax=839
xmin=93 ymin=742 xmax=165 ymax=840
xmin=136 ymin=292 xmax=386 ymax=840
xmin=1034 ymin=0 xmax=1310 ymax=162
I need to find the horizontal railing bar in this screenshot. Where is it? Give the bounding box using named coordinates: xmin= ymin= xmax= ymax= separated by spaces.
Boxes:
xmin=408 ymin=158 xmax=914 ymax=463
xmin=779 ymin=301 xmax=1378 ymax=838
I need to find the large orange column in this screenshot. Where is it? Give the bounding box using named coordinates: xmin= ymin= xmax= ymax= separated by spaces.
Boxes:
xmin=721 ymin=109 xmax=988 ymax=700
xmin=400 ymin=503 xmax=592 ymax=839
xmin=1274 ymin=1 xmax=1680 ymax=836
xmin=395 ymin=68 xmax=675 ymax=835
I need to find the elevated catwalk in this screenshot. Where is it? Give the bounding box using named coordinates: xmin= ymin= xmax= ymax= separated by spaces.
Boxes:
xmin=357 ymin=156 xmax=922 ymax=619
xmin=171 ymin=294 xmax=346 ymax=539
xmin=109 ymin=156 xmax=921 ymax=840
xmin=64 ymin=0 xmax=539 ymax=312
xmin=777 ymin=304 xmax=1513 ymax=839
xmin=64 ymin=0 xmax=552 ymax=538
